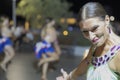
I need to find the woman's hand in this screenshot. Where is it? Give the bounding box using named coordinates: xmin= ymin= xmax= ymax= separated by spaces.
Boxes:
xmin=56 ymin=68 xmax=69 ymax=80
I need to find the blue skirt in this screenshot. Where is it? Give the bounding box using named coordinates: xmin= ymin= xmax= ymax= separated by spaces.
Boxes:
xmin=0 ymin=38 xmax=13 ymax=54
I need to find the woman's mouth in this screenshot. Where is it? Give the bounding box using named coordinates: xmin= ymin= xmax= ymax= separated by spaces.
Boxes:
xmin=92 ymin=38 xmax=99 ymax=43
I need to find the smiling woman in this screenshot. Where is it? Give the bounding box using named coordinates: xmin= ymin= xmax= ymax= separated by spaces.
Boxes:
xmin=57 ymin=2 xmax=120 ymax=80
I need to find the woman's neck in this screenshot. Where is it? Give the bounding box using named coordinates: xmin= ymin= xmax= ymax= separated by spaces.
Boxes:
xmin=93 ymin=35 xmax=115 ymax=57
xmin=44 ymin=36 xmax=51 ymax=43
xmin=93 ymin=30 xmax=120 ymax=57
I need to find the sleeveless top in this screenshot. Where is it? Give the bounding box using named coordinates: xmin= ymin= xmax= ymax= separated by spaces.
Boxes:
xmin=34 ymin=40 xmax=55 ymax=59
xmin=87 ymin=44 xmax=120 ymax=80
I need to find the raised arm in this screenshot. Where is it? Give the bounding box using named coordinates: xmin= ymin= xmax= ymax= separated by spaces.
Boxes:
xmin=57 ymin=47 xmax=93 ymax=80
xmin=68 ymin=55 xmax=91 ymax=80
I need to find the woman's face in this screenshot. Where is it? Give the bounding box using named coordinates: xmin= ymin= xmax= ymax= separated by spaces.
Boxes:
xmin=46 ymin=28 xmax=57 ymax=43
xmin=79 ymin=17 xmax=110 ymax=47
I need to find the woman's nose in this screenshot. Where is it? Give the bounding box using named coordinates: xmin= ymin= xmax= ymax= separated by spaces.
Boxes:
xmin=89 ymin=31 xmax=95 ymax=40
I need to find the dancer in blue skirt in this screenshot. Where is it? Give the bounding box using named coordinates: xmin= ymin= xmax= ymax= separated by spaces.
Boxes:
xmin=0 ymin=16 xmax=15 ymax=72
xmin=34 ymin=21 xmax=61 ymax=80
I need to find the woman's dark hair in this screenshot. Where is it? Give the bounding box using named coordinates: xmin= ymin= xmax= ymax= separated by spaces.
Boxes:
xmin=78 ymin=2 xmax=107 ymax=22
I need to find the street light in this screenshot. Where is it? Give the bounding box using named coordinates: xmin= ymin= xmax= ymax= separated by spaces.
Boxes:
xmin=12 ymin=0 xmax=16 ymax=27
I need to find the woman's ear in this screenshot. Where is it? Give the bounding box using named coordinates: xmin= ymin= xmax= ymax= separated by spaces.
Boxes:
xmin=105 ymin=15 xmax=110 ymax=26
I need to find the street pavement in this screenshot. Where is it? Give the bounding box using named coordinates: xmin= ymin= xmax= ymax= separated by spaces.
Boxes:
xmin=0 ymin=46 xmax=87 ymax=80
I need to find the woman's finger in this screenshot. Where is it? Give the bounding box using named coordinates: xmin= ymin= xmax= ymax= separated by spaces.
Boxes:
xmin=56 ymin=76 xmax=64 ymax=80
xmin=61 ymin=68 xmax=68 ymax=79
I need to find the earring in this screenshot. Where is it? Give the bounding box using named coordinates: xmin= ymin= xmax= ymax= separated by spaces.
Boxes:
xmin=110 ymin=16 xmax=115 ymax=21
xmin=108 ymin=27 xmax=111 ymax=34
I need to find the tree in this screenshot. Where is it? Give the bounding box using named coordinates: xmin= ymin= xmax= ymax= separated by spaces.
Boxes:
xmin=16 ymin=0 xmax=72 ymax=28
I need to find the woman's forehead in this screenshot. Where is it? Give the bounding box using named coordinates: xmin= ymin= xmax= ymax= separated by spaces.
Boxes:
xmin=79 ymin=17 xmax=102 ymax=28
xmin=46 ymin=28 xmax=56 ymax=33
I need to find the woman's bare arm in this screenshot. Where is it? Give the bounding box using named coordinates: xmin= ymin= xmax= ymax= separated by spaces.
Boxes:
xmin=69 ymin=57 xmax=91 ymax=79
xmin=67 ymin=48 xmax=93 ymax=80
xmin=53 ymin=40 xmax=61 ymax=56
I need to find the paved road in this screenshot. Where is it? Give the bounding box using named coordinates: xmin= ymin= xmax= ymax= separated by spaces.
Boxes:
xmin=0 ymin=49 xmax=86 ymax=80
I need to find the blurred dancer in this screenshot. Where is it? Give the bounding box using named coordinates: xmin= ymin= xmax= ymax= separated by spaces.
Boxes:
xmin=0 ymin=16 xmax=15 ymax=72
xmin=34 ymin=22 xmax=61 ymax=80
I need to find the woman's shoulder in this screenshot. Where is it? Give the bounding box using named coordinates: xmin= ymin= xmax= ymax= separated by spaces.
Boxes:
xmin=113 ymin=44 xmax=120 ymax=58
xmin=109 ymin=44 xmax=120 ymax=63
xmin=114 ymin=49 xmax=120 ymax=60
xmin=109 ymin=48 xmax=120 ymax=73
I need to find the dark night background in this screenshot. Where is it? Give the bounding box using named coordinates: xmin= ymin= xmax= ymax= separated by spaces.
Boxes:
xmin=0 ymin=0 xmax=120 ymax=20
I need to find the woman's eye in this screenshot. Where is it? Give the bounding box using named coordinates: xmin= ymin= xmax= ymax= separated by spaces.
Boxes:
xmin=83 ymin=31 xmax=88 ymax=33
xmin=83 ymin=31 xmax=89 ymax=35
xmin=92 ymin=26 xmax=99 ymax=32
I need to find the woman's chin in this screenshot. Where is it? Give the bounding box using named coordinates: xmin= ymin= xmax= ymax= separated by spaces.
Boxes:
xmin=93 ymin=42 xmax=104 ymax=47
xmin=92 ymin=38 xmax=105 ymax=47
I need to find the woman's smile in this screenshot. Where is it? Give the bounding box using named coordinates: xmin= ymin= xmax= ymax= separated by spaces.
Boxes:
xmin=92 ymin=37 xmax=99 ymax=43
